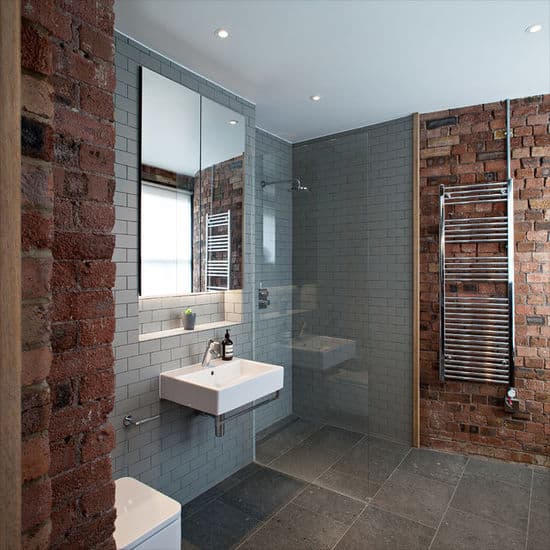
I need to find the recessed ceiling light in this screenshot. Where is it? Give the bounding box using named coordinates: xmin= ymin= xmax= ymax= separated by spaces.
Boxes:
xmin=215 ymin=28 xmax=229 ymax=39
xmin=228 ymin=119 xmax=238 ymax=125
xmin=525 ymin=23 xmax=542 ymax=33
xmin=310 ymin=95 xmax=321 ymax=102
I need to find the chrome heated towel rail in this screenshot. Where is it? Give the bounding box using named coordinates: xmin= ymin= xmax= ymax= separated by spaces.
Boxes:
xmin=439 ymin=100 xmax=515 ymax=385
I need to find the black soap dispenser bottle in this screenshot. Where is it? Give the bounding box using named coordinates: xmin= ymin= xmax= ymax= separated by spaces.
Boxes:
xmin=222 ymin=330 xmax=233 ymax=361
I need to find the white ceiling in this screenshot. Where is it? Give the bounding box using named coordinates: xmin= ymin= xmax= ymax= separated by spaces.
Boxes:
xmin=116 ymin=0 xmax=550 ymax=143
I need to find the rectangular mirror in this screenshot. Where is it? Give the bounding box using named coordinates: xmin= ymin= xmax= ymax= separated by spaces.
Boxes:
xmin=139 ymin=67 xmax=245 ymax=296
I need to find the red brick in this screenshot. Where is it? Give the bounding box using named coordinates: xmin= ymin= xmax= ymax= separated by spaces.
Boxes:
xmin=79 ymin=260 xmax=116 ymax=289
xmin=79 ymin=143 xmax=115 ymax=175
xmin=81 ymin=84 xmax=114 ymax=121
xmin=23 ymin=0 xmax=72 ymax=41
xmin=80 ymin=316 xmax=115 ymax=346
xmin=53 ymin=231 xmax=115 ymax=260
xmin=21 ymin=162 xmax=53 ymax=211
xmin=21 ymin=302 xmax=50 ymax=348
xmin=22 ymin=477 xmax=52 ymax=531
xmin=21 ymin=209 xmax=53 ymax=252
xmin=21 ymin=20 xmax=53 ymax=75
xmin=22 ymin=116 xmax=54 ymax=161
xmin=87 ymin=175 xmax=115 ymax=203
xmin=79 ymin=23 xmax=114 ymax=63
xmin=22 ymin=73 xmax=54 ymax=119
xmin=49 ymin=437 xmax=77 ymax=477
xmin=22 ymin=434 xmax=50 ymax=482
xmin=51 ymin=457 xmax=111 ymax=505
xmin=21 ymin=519 xmax=52 ymax=550
xmin=49 ymin=402 xmax=104 ymax=441
xmin=55 ymin=105 xmax=115 ymax=147
xmin=79 ymin=201 xmax=115 ymax=232
xmin=22 ymin=347 xmax=52 ymax=386
xmin=49 ymin=346 xmax=113 ymax=382
xmin=80 ymin=370 xmax=115 ymax=402
xmin=80 ymin=481 xmax=115 ymax=517
xmin=51 ymin=74 xmax=80 ymax=109
xmin=68 ymin=51 xmax=115 ymax=91
xmin=52 ymin=260 xmax=78 ymax=290
xmin=64 ymin=509 xmax=116 ymax=549
xmin=51 ymin=320 xmax=79 ymax=352
xmin=22 ymin=255 xmax=52 ymax=300
xmin=52 ymin=290 xmax=114 ymax=321
xmin=81 ymin=424 xmax=115 ymax=463
xmin=54 ymin=198 xmax=75 ymax=231
xmin=49 ymin=499 xmax=78 ymax=546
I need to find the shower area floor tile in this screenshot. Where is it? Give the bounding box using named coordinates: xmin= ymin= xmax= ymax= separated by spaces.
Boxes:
xmin=181 ymin=417 xmax=548 ymax=550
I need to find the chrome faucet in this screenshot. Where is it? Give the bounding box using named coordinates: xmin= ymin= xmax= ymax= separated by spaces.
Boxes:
xmin=201 ymin=339 xmax=221 ymax=369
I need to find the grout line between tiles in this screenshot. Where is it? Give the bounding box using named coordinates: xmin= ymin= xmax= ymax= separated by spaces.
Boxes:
xmin=232 ymin=477 xmax=312 ymax=549
xmin=236 ymin=428 xmax=369 ymax=548
xmin=328 ymin=445 xmax=414 ymax=550
xmin=524 ymin=467 xmax=534 ymax=550
xmin=260 ymin=421 xmax=329 ymax=467
xmin=427 ymin=455 xmax=470 ymax=550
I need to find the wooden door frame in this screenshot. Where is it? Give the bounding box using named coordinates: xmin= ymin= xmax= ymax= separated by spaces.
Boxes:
xmin=412 ymin=113 xmax=420 ymax=447
xmin=0 ymin=0 xmax=21 ymax=547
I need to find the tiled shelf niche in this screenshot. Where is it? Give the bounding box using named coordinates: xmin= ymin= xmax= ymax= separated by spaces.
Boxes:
xmin=138 ymin=289 xmax=243 ymax=340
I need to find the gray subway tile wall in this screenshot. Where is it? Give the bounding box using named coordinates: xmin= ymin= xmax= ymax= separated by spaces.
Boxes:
xmin=292 ymin=117 xmax=413 ymax=444
xmin=365 ymin=116 xmax=413 ymax=443
xmin=111 ymin=32 xmax=259 ymax=504
xmin=253 ymin=129 xmax=294 ymax=433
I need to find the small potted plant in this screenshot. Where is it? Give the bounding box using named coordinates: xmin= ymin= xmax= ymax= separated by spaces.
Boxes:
xmin=183 ymin=308 xmax=196 ymax=330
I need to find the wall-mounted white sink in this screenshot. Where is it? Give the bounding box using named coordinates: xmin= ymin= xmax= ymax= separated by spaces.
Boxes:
xmin=160 ymin=358 xmax=283 ymax=416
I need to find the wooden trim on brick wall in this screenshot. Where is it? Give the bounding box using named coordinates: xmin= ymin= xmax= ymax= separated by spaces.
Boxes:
xmin=0 ymin=0 xmax=22 ymax=547
xmin=412 ymin=112 xmax=420 ymax=447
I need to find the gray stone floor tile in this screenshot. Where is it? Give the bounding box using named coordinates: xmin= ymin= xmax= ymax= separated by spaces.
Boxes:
xmin=527 ymin=509 xmax=550 ymax=550
xmin=240 ymin=502 xmax=348 ymax=550
xmin=331 ymin=437 xmax=409 ymax=484
xmin=268 ymin=441 xmax=340 ymax=482
xmin=292 ymin=484 xmax=365 ymax=525
xmin=373 ymin=469 xmax=454 ymax=528
xmin=255 ymin=417 xmax=321 ymax=464
xmin=301 ymin=425 xmax=364 ymax=455
xmin=451 ymin=473 xmax=530 ymax=532
xmin=182 ymin=498 xmax=260 ymax=550
xmin=398 ymin=448 xmax=467 ymax=485
xmin=315 ymin=468 xmax=380 ymax=502
xmin=335 ymin=505 xmax=434 ymax=550
xmin=465 ymin=456 xmax=533 ymax=488
xmin=431 ymin=507 xmax=525 ymax=550
xmin=220 ymin=466 xmax=305 ymax=520
xmin=531 ymin=468 xmax=550 ymax=517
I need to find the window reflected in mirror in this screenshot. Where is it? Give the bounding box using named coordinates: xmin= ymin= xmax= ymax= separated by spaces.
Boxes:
xmin=140 ymin=67 xmax=245 ymax=296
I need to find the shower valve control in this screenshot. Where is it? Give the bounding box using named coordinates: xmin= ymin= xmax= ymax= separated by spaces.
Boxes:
xmin=258 ymin=288 xmax=270 ymax=309
xmin=504 ymin=387 xmax=519 ymax=413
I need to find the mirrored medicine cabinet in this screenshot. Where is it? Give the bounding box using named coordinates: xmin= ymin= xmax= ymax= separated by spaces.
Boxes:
xmin=139 ymin=67 xmax=245 ymax=297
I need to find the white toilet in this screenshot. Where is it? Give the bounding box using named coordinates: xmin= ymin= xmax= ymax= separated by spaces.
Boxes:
xmin=114 ymin=477 xmax=181 ymax=549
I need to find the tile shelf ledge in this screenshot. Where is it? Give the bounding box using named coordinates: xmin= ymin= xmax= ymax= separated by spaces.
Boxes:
xmin=139 ymin=320 xmax=240 ymax=342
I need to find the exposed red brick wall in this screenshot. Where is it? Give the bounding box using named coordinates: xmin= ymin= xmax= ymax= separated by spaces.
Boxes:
xmin=420 ymin=95 xmax=550 ymax=467
xmin=21 ymin=0 xmax=116 ymax=547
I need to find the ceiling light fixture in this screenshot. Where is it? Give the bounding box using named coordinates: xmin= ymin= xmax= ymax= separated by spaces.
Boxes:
xmin=215 ymin=28 xmax=229 ymax=39
xmin=525 ymin=23 xmax=542 ymax=33
xmin=310 ymin=95 xmax=321 ymax=102
xmin=228 ymin=120 xmax=238 ymax=125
